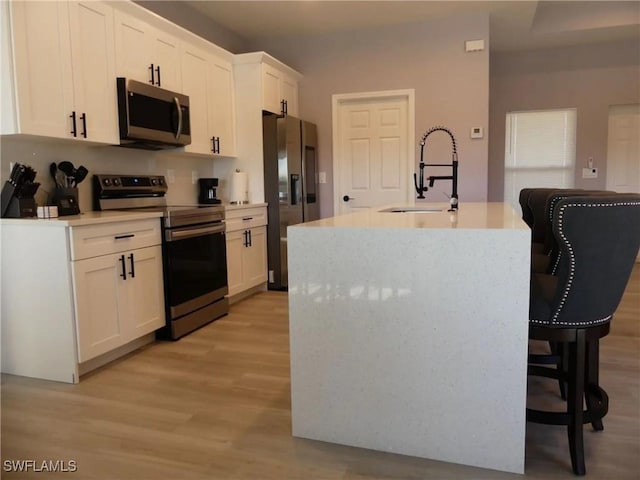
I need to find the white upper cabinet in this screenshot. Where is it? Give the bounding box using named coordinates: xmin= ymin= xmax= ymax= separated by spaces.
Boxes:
xmin=262 ymin=63 xmax=299 ymax=117
xmin=182 ymin=40 xmax=236 ymax=157
xmin=68 ymin=1 xmax=119 ymax=144
xmin=5 ymin=1 xmax=118 ymax=144
xmin=114 ymin=10 xmax=181 ymax=91
xmin=181 ymin=43 xmax=212 ymax=155
xmin=209 ymin=57 xmax=236 ymax=157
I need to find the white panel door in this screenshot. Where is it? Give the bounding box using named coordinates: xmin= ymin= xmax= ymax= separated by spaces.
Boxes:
xmin=209 ymin=57 xmax=236 ymax=156
xmin=114 ymin=10 xmax=153 ymax=84
xmin=151 ymin=30 xmax=181 ymax=91
xmin=606 ymin=104 xmax=640 ymax=193
xmin=182 ymin=44 xmax=211 ymax=155
xmin=68 ymin=0 xmax=118 ymax=144
xmin=125 ymin=246 xmax=165 ymax=338
xmin=9 ymin=1 xmax=73 ymax=138
xmin=336 ymin=96 xmax=408 ymax=215
xmin=73 ymin=254 xmax=124 ymax=363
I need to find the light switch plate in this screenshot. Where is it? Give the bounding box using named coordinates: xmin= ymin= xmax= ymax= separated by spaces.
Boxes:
xmin=318 ymin=171 xmax=327 ymax=184
xmin=582 ymin=167 xmax=598 ymax=179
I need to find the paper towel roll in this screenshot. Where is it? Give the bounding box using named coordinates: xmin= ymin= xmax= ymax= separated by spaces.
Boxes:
xmin=230 ymin=171 xmax=249 ymax=204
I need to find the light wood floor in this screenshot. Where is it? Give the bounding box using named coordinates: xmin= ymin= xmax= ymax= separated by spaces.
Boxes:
xmin=2 ymin=266 xmax=639 ymax=479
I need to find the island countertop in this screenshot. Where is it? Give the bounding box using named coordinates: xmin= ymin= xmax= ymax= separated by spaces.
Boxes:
xmin=296 ymin=202 xmax=527 ymax=230
xmin=287 ymin=201 xmax=531 ymax=474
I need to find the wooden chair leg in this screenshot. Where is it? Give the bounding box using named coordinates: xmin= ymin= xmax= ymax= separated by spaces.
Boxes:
xmin=585 ymin=338 xmax=604 ymax=431
xmin=567 ymin=330 xmax=587 ymax=476
xmin=554 ymin=342 xmax=568 ymax=401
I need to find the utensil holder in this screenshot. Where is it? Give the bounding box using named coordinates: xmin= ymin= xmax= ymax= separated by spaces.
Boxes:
xmin=52 ymin=187 xmax=80 ymax=216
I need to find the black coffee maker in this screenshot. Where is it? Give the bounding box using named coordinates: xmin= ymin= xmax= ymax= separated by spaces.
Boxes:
xmin=198 ymin=178 xmax=221 ymax=204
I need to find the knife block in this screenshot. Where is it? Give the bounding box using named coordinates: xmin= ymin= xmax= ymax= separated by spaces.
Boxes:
xmin=1 ymin=181 xmax=37 ymax=218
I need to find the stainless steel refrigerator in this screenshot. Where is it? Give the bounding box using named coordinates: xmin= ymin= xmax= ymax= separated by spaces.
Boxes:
xmin=263 ymin=113 xmax=319 ymax=290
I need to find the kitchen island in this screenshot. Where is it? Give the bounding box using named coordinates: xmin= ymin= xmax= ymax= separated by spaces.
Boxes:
xmin=287 ymin=203 xmax=531 ymax=474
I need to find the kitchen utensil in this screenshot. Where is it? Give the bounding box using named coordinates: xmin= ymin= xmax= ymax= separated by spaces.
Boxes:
xmin=50 ymin=163 xmax=59 ymax=184
xmin=57 ymin=161 xmax=75 ymax=177
xmin=74 ymin=166 xmax=89 ymax=185
xmin=55 ymin=169 xmax=67 ymax=189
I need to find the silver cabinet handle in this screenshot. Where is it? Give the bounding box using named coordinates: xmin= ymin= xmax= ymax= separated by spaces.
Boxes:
xmin=165 ymin=223 xmax=225 ymax=242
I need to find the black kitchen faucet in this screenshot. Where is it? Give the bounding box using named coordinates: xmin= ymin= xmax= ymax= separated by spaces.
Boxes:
xmin=413 ymin=126 xmax=459 ymax=211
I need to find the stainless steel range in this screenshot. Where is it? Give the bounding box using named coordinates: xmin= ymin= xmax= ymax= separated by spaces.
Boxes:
xmin=93 ymin=174 xmax=228 ymax=339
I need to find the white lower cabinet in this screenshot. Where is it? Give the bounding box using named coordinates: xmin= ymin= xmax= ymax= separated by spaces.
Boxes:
xmin=73 ymin=245 xmax=164 ymax=362
xmin=0 ymin=216 xmax=166 ymax=383
xmin=225 ymin=206 xmax=268 ymax=298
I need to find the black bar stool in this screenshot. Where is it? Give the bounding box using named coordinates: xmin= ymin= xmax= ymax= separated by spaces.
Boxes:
xmin=527 ymin=194 xmax=640 ymax=475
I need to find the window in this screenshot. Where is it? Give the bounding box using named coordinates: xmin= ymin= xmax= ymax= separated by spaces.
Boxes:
xmin=504 ymin=109 xmax=576 ymax=212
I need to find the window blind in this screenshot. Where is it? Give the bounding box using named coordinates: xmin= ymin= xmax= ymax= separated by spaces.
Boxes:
xmin=504 ymin=109 xmax=576 ymax=212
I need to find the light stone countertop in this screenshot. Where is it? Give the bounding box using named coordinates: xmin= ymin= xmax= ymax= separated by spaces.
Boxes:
xmin=0 ymin=210 xmax=163 ymax=227
xmin=295 ymin=202 xmax=527 ymax=230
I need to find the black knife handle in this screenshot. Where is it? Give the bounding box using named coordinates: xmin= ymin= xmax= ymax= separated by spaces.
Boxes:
xmin=119 ymin=255 xmax=127 ymax=280
xmin=70 ymin=111 xmax=77 ymax=137
xmin=128 ymin=253 xmax=135 ymax=278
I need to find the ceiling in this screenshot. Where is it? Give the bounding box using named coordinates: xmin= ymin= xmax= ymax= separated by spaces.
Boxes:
xmin=184 ymin=1 xmax=640 ymax=52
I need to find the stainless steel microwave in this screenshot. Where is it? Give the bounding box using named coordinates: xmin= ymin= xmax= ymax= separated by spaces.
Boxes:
xmin=116 ymin=78 xmax=191 ymax=150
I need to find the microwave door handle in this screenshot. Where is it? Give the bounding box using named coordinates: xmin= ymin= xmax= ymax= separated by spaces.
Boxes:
xmin=173 ymin=97 xmax=182 ymax=140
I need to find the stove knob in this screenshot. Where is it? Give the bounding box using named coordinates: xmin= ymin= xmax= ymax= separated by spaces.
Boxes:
xmin=158 ymin=177 xmax=165 ymax=185
xmin=103 ymin=178 xmax=112 ymax=187
xmin=151 ymin=178 xmax=158 ymax=185
xmin=113 ymin=178 xmax=121 ymax=186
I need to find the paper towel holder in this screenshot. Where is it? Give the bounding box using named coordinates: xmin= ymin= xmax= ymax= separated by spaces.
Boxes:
xmin=230 ymin=169 xmax=250 ymax=205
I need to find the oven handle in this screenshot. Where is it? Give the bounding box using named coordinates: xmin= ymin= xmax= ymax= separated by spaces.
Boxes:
xmin=165 ymin=223 xmax=225 ymax=242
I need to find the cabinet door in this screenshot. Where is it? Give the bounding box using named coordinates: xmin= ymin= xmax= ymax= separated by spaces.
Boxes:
xmin=226 ymin=229 xmax=245 ymax=297
xmin=152 ymin=30 xmax=181 ymax=91
xmin=124 ymin=246 xmax=165 ymax=338
xmin=73 ymin=253 xmax=125 ymax=363
xmin=281 ymin=74 xmax=299 ymax=117
xmin=209 ymin=57 xmax=236 ymax=156
xmin=262 ymin=63 xmax=282 ymax=115
xmin=244 ymin=227 xmax=268 ymax=289
xmin=8 ymin=1 xmax=74 ymax=138
xmin=68 ymin=1 xmax=118 ymax=144
xmin=182 ymin=43 xmax=212 ymax=155
xmin=114 ymin=10 xmax=154 ymax=85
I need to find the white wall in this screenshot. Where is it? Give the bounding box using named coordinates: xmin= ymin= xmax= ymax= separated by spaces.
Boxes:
xmin=489 ymin=39 xmax=640 ymax=200
xmin=253 ymin=14 xmax=490 ymax=217
xmin=0 ymin=136 xmax=223 ymax=212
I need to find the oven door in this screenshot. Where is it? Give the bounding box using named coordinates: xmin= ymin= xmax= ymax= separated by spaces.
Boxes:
xmin=163 ymin=222 xmax=227 ymax=319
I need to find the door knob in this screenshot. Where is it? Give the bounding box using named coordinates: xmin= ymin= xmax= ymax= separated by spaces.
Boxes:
xmin=343 ymin=195 xmax=355 ymax=202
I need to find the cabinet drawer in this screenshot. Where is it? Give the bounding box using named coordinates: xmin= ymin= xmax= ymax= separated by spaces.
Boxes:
xmin=70 ymin=219 xmax=161 ymax=260
xmin=225 ymin=206 xmax=267 ymax=232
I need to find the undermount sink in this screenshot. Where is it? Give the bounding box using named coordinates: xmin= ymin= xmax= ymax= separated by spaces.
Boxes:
xmin=379 ymin=206 xmax=443 ymax=213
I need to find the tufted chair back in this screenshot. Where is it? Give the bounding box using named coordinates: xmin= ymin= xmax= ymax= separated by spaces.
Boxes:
xmin=532 ymin=194 xmax=640 ymax=328
xmin=518 ymin=188 xmax=535 ymax=228
xmin=528 ymin=188 xmax=560 ymax=245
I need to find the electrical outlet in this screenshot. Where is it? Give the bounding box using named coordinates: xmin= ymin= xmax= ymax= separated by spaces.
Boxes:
xmin=192 ymin=170 xmax=198 ymax=184
xmin=167 ymin=169 xmax=175 ymax=184
xmin=318 ymin=171 xmax=327 ymax=184
xmin=582 ymin=167 xmax=598 ymax=179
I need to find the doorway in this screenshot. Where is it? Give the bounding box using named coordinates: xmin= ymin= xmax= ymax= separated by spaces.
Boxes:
xmin=606 ymin=104 xmax=640 ymax=193
xmin=332 ymin=90 xmax=415 ymax=215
